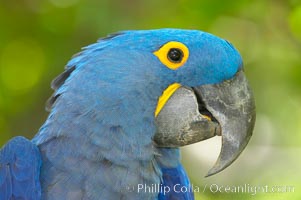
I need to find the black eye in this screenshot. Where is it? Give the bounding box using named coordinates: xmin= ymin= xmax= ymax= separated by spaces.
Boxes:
xmin=167 ymin=48 xmax=183 ymax=63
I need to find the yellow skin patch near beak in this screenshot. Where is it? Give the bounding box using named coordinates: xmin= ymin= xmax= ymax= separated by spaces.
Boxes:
xmin=155 ymin=83 xmax=213 ymax=121
xmin=201 ymin=114 xmax=212 ymax=121
xmin=155 ymin=83 xmax=181 ymax=117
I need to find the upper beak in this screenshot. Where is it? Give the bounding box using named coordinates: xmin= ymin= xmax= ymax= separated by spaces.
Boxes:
xmin=154 ymin=69 xmax=256 ymax=176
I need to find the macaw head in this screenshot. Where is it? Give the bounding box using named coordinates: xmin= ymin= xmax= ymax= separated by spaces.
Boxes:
xmin=46 ymin=29 xmax=255 ymax=177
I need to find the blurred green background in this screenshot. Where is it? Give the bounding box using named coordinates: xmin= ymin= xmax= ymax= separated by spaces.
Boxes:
xmin=0 ymin=0 xmax=301 ymax=199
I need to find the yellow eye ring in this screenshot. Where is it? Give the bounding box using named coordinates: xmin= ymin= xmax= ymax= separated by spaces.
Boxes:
xmin=154 ymin=41 xmax=189 ymax=70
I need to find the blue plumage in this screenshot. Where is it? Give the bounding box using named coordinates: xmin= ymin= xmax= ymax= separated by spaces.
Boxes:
xmin=0 ymin=29 xmax=243 ymax=199
xmin=0 ymin=137 xmax=41 ymax=200
xmin=156 ymin=148 xmax=194 ymax=200
xmin=158 ymin=165 xmax=194 ymax=200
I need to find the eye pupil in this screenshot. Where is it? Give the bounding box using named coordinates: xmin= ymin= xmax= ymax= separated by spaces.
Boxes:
xmin=167 ymin=48 xmax=183 ymax=63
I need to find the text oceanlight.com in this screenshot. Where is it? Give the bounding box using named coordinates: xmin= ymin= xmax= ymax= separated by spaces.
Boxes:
xmin=204 ymin=183 xmax=295 ymax=195
xmin=126 ymin=183 xmax=295 ymax=196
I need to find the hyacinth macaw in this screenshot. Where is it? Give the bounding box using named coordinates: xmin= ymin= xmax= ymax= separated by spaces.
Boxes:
xmin=0 ymin=29 xmax=255 ymax=200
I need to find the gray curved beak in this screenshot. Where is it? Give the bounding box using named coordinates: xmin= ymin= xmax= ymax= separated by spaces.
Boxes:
xmin=154 ymin=69 xmax=255 ymax=176
xmin=193 ymin=69 xmax=256 ymax=176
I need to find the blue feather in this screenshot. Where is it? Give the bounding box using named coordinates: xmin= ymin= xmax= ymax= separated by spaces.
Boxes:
xmin=158 ymin=165 xmax=194 ymax=200
xmin=0 ymin=136 xmax=42 ymax=200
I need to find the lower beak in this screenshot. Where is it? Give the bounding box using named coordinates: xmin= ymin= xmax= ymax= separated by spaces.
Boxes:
xmin=154 ymin=69 xmax=256 ymax=176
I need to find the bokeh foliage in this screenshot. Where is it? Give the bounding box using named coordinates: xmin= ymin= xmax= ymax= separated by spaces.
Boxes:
xmin=0 ymin=0 xmax=301 ymax=199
